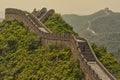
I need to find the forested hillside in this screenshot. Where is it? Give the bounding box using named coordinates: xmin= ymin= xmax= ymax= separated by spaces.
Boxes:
xmin=63 ymin=8 xmax=120 ymax=58
xmin=0 ymin=12 xmax=120 ymax=80
xmin=92 ymin=44 xmax=120 ymax=80
xmin=44 ymin=13 xmax=78 ymax=36
xmin=44 ymin=13 xmax=120 ymax=80
xmin=0 ymin=20 xmax=83 ymax=80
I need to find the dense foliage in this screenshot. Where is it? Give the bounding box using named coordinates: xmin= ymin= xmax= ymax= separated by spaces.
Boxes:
xmin=92 ymin=44 xmax=120 ymax=80
xmin=0 ymin=20 xmax=83 ymax=80
xmin=44 ymin=13 xmax=78 ymax=36
xmin=44 ymin=12 xmax=120 ymax=79
xmin=63 ymin=9 xmax=120 ymax=56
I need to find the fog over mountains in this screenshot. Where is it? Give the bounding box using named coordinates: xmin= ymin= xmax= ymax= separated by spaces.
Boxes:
xmin=63 ymin=8 xmax=120 ymax=58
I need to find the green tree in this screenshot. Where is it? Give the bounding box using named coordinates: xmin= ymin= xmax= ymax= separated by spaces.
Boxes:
xmin=44 ymin=13 xmax=78 ymax=36
xmin=92 ymin=44 xmax=120 ymax=80
xmin=0 ymin=20 xmax=83 ymax=80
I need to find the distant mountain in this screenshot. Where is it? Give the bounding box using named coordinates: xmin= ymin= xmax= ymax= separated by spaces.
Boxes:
xmin=62 ymin=8 xmax=120 ymax=58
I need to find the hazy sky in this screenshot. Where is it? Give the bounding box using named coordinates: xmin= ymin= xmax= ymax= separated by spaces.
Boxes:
xmin=0 ymin=0 xmax=120 ymax=18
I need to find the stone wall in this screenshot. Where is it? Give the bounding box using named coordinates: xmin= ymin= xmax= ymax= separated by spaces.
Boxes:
xmin=5 ymin=8 xmax=41 ymax=35
xmin=5 ymin=8 xmax=116 ymax=80
xmin=40 ymin=9 xmax=55 ymax=23
xmin=32 ymin=8 xmax=55 ymax=23
xmin=32 ymin=8 xmax=47 ymax=19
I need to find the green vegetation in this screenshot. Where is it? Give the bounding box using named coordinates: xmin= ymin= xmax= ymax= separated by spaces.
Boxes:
xmin=43 ymin=11 xmax=120 ymax=79
xmin=44 ymin=13 xmax=78 ymax=36
xmin=92 ymin=44 xmax=120 ymax=80
xmin=0 ymin=20 xmax=83 ymax=80
xmin=63 ymin=8 xmax=120 ymax=56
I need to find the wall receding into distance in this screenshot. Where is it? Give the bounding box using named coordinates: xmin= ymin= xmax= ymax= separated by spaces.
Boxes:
xmin=5 ymin=8 xmax=116 ymax=80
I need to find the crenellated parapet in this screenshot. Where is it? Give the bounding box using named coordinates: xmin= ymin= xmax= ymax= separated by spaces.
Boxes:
xmin=5 ymin=8 xmax=39 ymax=34
xmin=5 ymin=8 xmax=116 ymax=80
xmin=40 ymin=9 xmax=55 ymax=23
xmin=5 ymin=8 xmax=51 ymax=34
xmin=32 ymin=8 xmax=55 ymax=23
xmin=32 ymin=8 xmax=47 ymax=19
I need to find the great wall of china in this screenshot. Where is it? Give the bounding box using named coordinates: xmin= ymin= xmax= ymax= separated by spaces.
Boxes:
xmin=5 ymin=8 xmax=116 ymax=80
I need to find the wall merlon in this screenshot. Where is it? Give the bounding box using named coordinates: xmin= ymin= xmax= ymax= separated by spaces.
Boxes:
xmin=32 ymin=8 xmax=47 ymax=19
xmin=40 ymin=9 xmax=55 ymax=23
xmin=5 ymin=8 xmax=25 ymax=16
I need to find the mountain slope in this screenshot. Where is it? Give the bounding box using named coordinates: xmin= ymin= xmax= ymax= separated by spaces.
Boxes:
xmin=0 ymin=20 xmax=83 ymax=80
xmin=62 ymin=8 xmax=120 ymax=57
xmin=44 ymin=13 xmax=78 ymax=36
xmin=62 ymin=8 xmax=112 ymax=32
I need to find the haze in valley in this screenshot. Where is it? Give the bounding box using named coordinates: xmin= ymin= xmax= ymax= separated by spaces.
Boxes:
xmin=0 ymin=0 xmax=120 ymax=18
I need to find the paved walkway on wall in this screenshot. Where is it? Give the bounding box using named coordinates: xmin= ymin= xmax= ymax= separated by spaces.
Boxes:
xmin=6 ymin=8 xmax=116 ymax=80
xmin=88 ymin=62 xmax=111 ymax=80
xmin=25 ymin=12 xmax=50 ymax=33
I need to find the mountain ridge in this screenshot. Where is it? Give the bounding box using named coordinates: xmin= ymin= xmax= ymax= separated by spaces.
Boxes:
xmin=62 ymin=8 xmax=120 ymax=58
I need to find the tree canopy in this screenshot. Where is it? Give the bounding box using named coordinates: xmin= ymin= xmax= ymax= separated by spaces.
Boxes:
xmin=44 ymin=13 xmax=78 ymax=36
xmin=92 ymin=44 xmax=120 ymax=80
xmin=0 ymin=20 xmax=83 ymax=80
